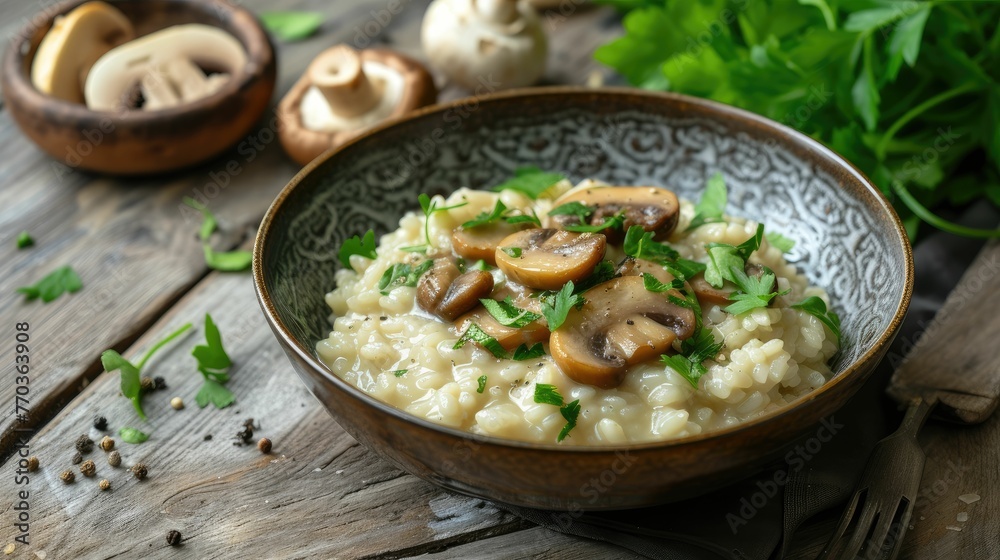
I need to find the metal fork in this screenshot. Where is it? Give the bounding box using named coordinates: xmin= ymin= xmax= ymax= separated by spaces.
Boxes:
xmin=817 ymin=397 xmax=936 ymax=560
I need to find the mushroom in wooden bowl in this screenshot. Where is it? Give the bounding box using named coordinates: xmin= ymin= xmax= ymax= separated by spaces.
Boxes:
xmin=2 ymin=0 xmax=276 ymax=175
xmin=253 ymin=87 xmax=913 ymax=510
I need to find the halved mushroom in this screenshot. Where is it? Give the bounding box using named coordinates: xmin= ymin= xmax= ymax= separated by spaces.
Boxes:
xmin=549 ymin=276 xmax=696 ymax=388
xmin=416 ymin=258 xmax=494 ymax=321
xmin=454 ymin=305 xmax=549 ymax=352
xmin=30 ymin=1 xmax=135 ymax=103
xmin=494 ymin=229 xmax=606 ymax=290
xmin=617 ymin=257 xmax=674 ymax=285
xmin=452 ymin=221 xmax=524 ymax=265
xmin=690 ymin=263 xmax=766 ymax=307
xmin=546 ymin=186 xmax=680 ymax=241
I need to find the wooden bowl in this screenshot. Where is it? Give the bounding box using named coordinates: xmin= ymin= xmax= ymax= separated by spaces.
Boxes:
xmin=253 ymin=87 xmax=914 ymax=510
xmin=1 ymin=0 xmax=276 ymax=175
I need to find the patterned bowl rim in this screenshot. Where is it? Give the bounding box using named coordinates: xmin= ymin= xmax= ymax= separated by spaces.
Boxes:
xmin=253 ymin=86 xmax=914 ymax=452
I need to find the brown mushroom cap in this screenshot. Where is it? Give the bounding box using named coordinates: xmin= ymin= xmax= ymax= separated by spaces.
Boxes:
xmin=690 ymin=262 xmax=767 ymax=308
xmin=452 ymin=221 xmax=525 ymax=265
xmin=416 ymin=259 xmax=493 ymax=321
xmin=546 ymin=186 xmax=680 ymax=241
xmin=494 ymin=229 xmax=606 ymax=290
xmin=30 ymin=1 xmax=135 ymax=103
xmin=276 ymin=45 xmax=438 ymax=166
xmin=617 ymin=257 xmax=675 ymax=285
xmin=549 ymin=276 xmax=696 ymax=389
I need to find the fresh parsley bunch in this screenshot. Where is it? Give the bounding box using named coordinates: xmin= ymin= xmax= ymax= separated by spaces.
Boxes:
xmin=595 ymin=0 xmax=1000 ymax=238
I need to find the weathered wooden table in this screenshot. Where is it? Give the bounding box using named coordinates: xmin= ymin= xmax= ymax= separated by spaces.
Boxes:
xmin=1 ymin=1 xmax=996 ymax=558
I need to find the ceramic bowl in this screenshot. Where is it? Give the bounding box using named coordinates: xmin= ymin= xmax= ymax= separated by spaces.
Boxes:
xmin=253 ymin=87 xmax=913 ymax=510
xmin=1 ymin=0 xmax=276 ymax=175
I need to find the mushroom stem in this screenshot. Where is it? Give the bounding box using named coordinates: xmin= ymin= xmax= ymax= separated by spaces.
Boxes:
xmin=474 ymin=0 xmax=519 ymax=23
xmin=307 ymin=45 xmax=382 ymax=119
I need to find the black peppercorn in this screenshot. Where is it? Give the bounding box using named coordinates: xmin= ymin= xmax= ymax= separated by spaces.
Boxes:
xmin=258 ymin=438 xmax=272 ymax=454
xmin=140 ymin=376 xmax=155 ymax=392
xmin=93 ymin=416 xmax=108 ymax=431
xmin=26 ymin=456 xmax=39 ymax=472
xmin=166 ymin=530 xmax=182 ymax=546
xmin=75 ymin=434 xmax=94 ymax=453
xmin=72 ymin=452 xmax=83 ymax=465
xmin=153 ymin=376 xmax=167 ymax=390
xmin=132 ymin=462 xmax=148 ymax=480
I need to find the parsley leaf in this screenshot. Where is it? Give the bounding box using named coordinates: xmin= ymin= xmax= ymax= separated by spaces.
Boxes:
xmin=192 ymin=314 xmax=236 ymax=409
xmin=548 ymin=201 xmax=594 ymax=223
xmin=453 ymin=323 xmax=507 ymax=358
xmin=378 ymin=261 xmax=434 ymax=295
xmin=462 ymin=200 xmax=508 ymax=229
xmin=557 ymin=400 xmax=581 ymax=442
xmin=492 ymin=167 xmax=566 ymax=199
xmin=564 ymin=212 xmax=626 ymax=233
xmin=183 ymin=197 xmax=252 ymax=272
xmin=641 ymin=272 xmax=684 ymax=293
xmin=792 ymin=296 xmax=842 ymax=343
xmin=724 ymin=267 xmax=786 ymax=315
xmin=533 ymin=383 xmax=564 ymax=406
xmin=623 ymin=225 xmax=679 ymax=263
xmin=662 ymin=329 xmax=723 ymax=389
xmin=765 ymin=232 xmax=796 ymax=253
xmin=418 ymin=193 xmax=468 ymax=247
xmin=480 ymin=297 xmax=541 ymax=328
xmin=339 ymin=230 xmax=378 ymax=268
xmin=511 ymin=343 xmax=545 ymax=361
xmin=17 ymin=265 xmax=82 ymax=303
xmin=736 ymin=224 xmax=765 ymax=259
xmin=501 ymin=246 xmax=522 ymax=258
xmin=259 ymin=11 xmax=324 ymax=41
xmin=573 ymin=261 xmax=617 ymax=293
xmin=16 ymin=231 xmax=33 ymax=249
xmin=703 ymin=224 xmax=765 ymax=288
xmin=102 ymin=322 xmax=193 ymax=420
xmin=476 ymin=375 xmax=488 ymax=393
xmin=119 ymin=427 xmax=150 ymax=444
xmin=540 ymin=282 xmax=584 ymax=331
xmin=663 ymin=258 xmax=707 ymax=282
xmin=504 ymin=211 xmax=542 ymax=227
xmin=392 ymin=369 xmax=408 ymax=377
xmin=687 ymin=172 xmax=727 ymax=231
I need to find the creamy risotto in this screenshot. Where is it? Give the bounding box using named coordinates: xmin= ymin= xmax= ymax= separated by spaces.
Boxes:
xmin=318 ymin=178 xmax=839 ymax=446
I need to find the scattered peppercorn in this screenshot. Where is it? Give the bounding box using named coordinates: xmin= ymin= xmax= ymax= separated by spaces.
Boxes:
xmin=72 ymin=452 xmax=83 ymax=465
xmin=258 ymin=438 xmax=272 ymax=454
xmin=75 ymin=434 xmax=94 ymax=453
xmin=203 ymin=434 xmax=213 ymax=441
xmin=166 ymin=530 xmax=182 ymax=547
xmin=153 ymin=376 xmax=167 ymax=390
xmin=99 ymin=436 xmax=115 ymax=452
xmin=107 ymin=451 xmax=122 ymax=467
xmin=94 ymin=416 xmax=108 ymax=431
xmin=170 ymin=397 xmax=184 ymax=410
xmin=99 ymin=479 xmax=111 ymax=491
xmin=234 ymin=419 xmax=254 ymax=446
xmin=26 ymin=456 xmax=39 ymax=472
xmin=80 ymin=460 xmax=96 ymax=477
xmin=60 ymin=470 xmax=75 ymax=484
xmin=140 ymin=376 xmax=155 ymax=392
xmin=131 ymin=463 xmax=148 ymax=480
xmin=243 ymin=418 xmax=256 ymax=430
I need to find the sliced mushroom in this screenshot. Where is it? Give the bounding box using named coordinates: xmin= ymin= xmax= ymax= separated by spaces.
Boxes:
xmin=454 ymin=305 xmax=549 ymax=352
xmin=616 ymin=257 xmax=675 ymax=285
xmin=416 ymin=259 xmax=494 ymax=321
xmin=494 ymin=229 xmax=606 ymax=290
xmin=30 ymin=1 xmax=135 ymax=103
xmin=84 ymin=24 xmax=246 ymax=111
xmin=546 ymin=186 xmax=680 ymax=241
xmin=549 ymin=276 xmax=696 ymax=388
xmin=690 ymin=263 xmax=767 ymax=308
xmin=452 ymin=221 xmax=524 ymax=265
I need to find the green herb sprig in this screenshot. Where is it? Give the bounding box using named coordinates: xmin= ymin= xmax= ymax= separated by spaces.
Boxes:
xmin=378 ymin=261 xmax=434 ymax=295
xmin=492 ymin=167 xmax=566 ymax=200
xmin=532 ymin=383 xmax=582 ymax=442
xmin=792 ymin=296 xmax=842 ymax=343
xmin=183 ymin=198 xmax=252 ymax=272
xmin=101 ymin=322 xmax=193 ymax=420
xmin=192 ymin=314 xmax=236 ymax=409
xmin=17 ymin=266 xmax=82 ymax=303
xmin=686 ymin=172 xmax=727 ymax=231
xmin=259 ymin=11 xmax=324 ymax=41
xmin=453 ymin=324 xmax=546 ymax=361
xmin=339 ymin=230 xmax=378 ymax=268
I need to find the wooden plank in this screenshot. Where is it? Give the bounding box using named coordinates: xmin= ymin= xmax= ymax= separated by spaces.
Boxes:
xmin=403 ymin=526 xmax=642 ymax=559
xmin=0 ymin=267 xmax=526 ymax=558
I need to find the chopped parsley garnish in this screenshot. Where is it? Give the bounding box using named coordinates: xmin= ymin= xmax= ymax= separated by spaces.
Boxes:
xmin=192 ymin=314 xmax=236 ymax=409
xmin=724 ymin=266 xmax=788 ymax=315
xmin=686 ymin=172 xmax=728 ymax=231
xmin=491 ymin=167 xmax=566 ymax=200
xmin=399 ymin=245 xmax=429 ymax=253
xmin=564 ymin=212 xmax=626 ymax=233
xmin=259 ymin=11 xmax=324 ymax=41
xmin=102 ymin=322 xmax=193 ymax=420
xmin=378 ymin=260 xmax=434 ymax=295
xmin=504 ymin=211 xmax=542 ymax=227
xmin=533 ymin=383 xmax=581 ymax=441
xmin=661 ymin=329 xmax=724 ymax=389
xmin=418 ymin=193 xmax=468 ymax=247
xmin=183 ymin=197 xmax=253 ymax=272
xmin=573 ymin=261 xmax=617 ymax=293
xmin=457 ymin=258 xmax=490 ymax=273
xmin=540 ymin=281 xmax=585 ymax=331
xmin=480 ymin=297 xmax=541 ymax=328
xmin=339 ymin=229 xmax=378 ymax=268
xmin=765 ymin=232 xmax=796 ymax=253
xmin=792 ymin=296 xmax=842 ymax=343
xmin=623 ymin=225 xmax=679 ymax=263
xmin=663 ymin=258 xmax=707 ymax=283
xmin=548 ymin=201 xmax=594 ymax=223
xmin=476 ymin=375 xmax=488 ymax=393
xmin=16 ymin=231 xmax=33 ymax=249
xmin=392 ymin=369 xmax=408 ymax=377
xmin=119 ymin=427 xmax=150 ymax=444
xmin=453 ymin=323 xmax=508 ymax=358
xmin=462 ymin=200 xmax=508 ymax=229
xmin=17 ymin=265 xmax=82 ymax=303
xmin=501 ymin=246 xmax=522 ymax=258
xmin=641 ymin=273 xmax=684 ymax=293
xmin=704 ymin=224 xmax=765 ymax=288
xmin=511 ymin=343 xmax=545 ymax=361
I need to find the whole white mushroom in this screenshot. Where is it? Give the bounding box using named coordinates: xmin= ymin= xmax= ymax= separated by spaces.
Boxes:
xmin=421 ymin=0 xmax=547 ymax=91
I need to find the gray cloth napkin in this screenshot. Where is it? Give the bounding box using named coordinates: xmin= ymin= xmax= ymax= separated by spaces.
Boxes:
xmin=501 ymin=202 xmax=1000 ymax=560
